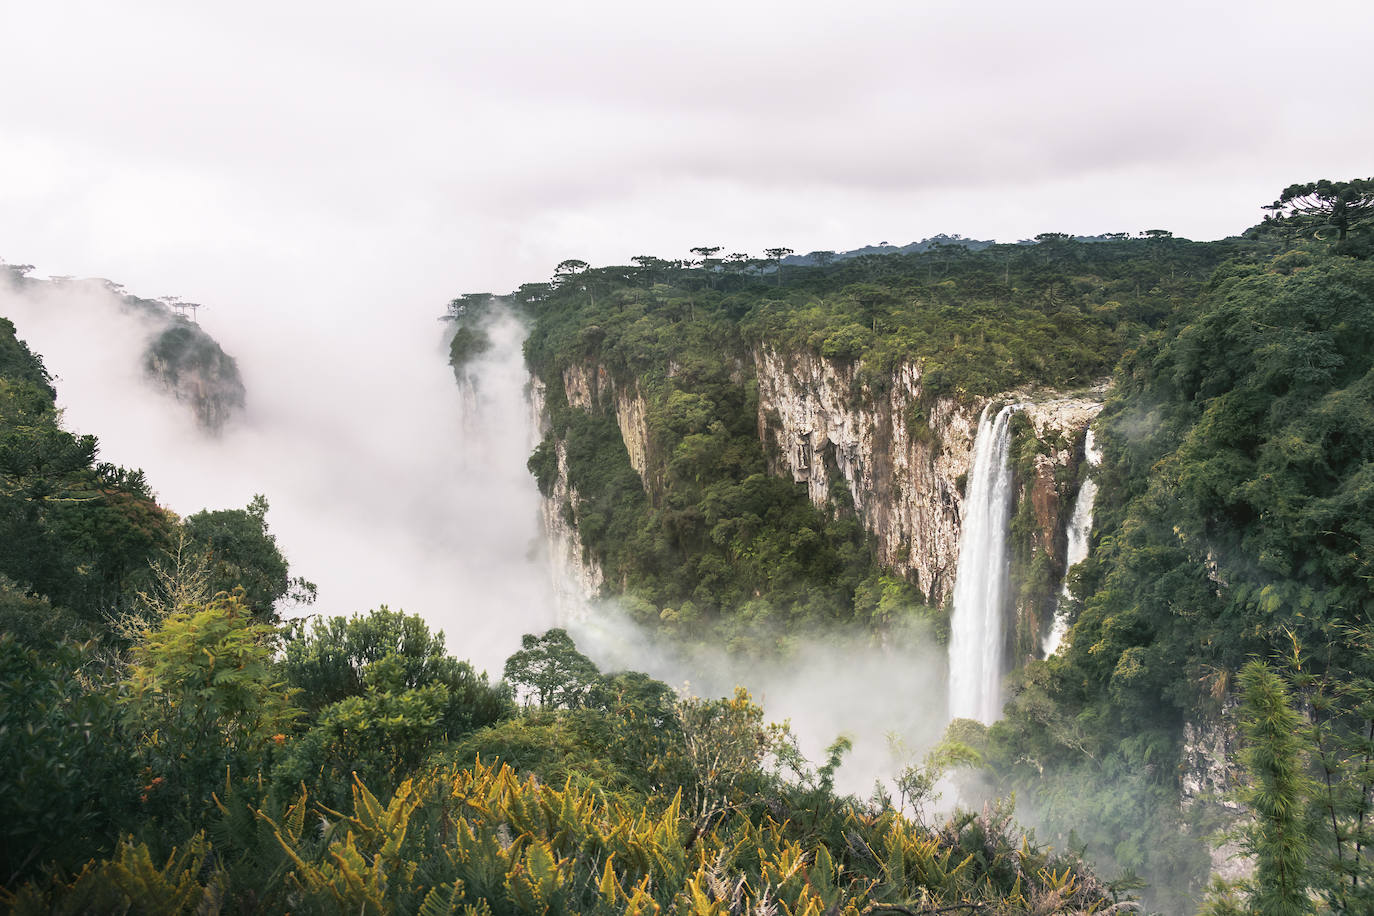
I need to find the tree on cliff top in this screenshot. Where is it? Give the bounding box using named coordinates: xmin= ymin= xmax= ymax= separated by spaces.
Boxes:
xmin=1263 ymin=178 xmax=1374 ymax=242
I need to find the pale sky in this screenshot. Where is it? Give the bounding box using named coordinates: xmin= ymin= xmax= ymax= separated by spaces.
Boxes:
xmin=4 ymin=0 xmax=1372 ymax=324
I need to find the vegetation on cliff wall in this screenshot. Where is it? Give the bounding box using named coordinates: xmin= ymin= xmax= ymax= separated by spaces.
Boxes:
xmin=510 ymin=234 xmax=1270 ymax=653
xmin=530 ymin=353 xmax=912 ymax=654
xmin=504 ymin=190 xmax=1374 ymax=911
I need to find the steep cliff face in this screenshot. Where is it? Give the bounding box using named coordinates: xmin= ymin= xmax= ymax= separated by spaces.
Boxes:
xmin=754 ymin=346 xmax=974 ymax=603
xmin=534 ymin=345 xmax=1105 ymax=658
xmin=753 ymin=345 xmax=1103 ymax=608
xmin=142 ymin=321 xmax=246 ymax=432
xmin=530 ymin=376 xmax=605 ymax=616
xmin=1180 ymin=702 xmax=1252 ymax=883
xmin=562 ymin=363 xmax=656 ymax=495
xmin=1018 ymin=397 xmax=1104 ymax=563
xmin=1010 ymin=395 xmax=1106 ymax=658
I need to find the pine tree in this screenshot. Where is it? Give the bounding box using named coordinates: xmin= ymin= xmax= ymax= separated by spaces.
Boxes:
xmin=1238 ymin=660 xmax=1316 ymax=916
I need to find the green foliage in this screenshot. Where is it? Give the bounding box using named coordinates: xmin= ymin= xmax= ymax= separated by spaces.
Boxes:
xmin=281 ymin=605 xmax=506 ymax=716
xmin=1262 ymin=177 xmax=1374 ymax=248
xmin=0 ymin=635 xmax=133 ymax=884
xmin=6 ymin=759 xmax=1122 ymax=915
xmin=0 ymin=573 xmax=91 ymax=647
xmin=527 ymin=432 xmax=559 ymax=497
xmin=276 ymin=607 xmax=513 ymax=807
xmin=516 ymin=236 xmax=1257 ymax=652
xmin=184 ymin=494 xmax=316 ymax=616
xmin=675 ymin=686 xmax=799 ymax=825
xmin=0 ymin=321 xmax=179 ymax=626
xmin=1207 ymin=636 xmax=1374 ymax=915
xmin=503 ymin=627 xmax=605 ymax=709
xmin=447 ymin=323 xmax=492 ymax=372
xmin=981 ymin=247 xmax=1374 ymax=910
xmin=1236 ymin=660 xmax=1316 ymax=916
xmin=122 ymin=592 xmax=300 ymax=829
xmin=0 ymin=317 xmax=54 ymax=401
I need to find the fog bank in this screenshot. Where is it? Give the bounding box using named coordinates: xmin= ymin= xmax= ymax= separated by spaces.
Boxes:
xmin=0 ymin=277 xmax=556 ymax=674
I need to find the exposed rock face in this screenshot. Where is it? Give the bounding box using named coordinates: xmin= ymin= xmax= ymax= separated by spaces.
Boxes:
xmin=142 ymin=321 xmax=246 ymax=433
xmin=529 ymin=376 xmax=604 ymax=617
xmin=1181 ymin=702 xmax=1253 ymax=883
xmin=1010 ymin=394 xmax=1107 ymax=658
xmin=538 ymin=348 xmax=1105 ymax=642
xmin=1018 ymin=397 xmax=1103 ymax=564
xmin=753 ymin=347 xmax=1104 ymax=607
xmin=754 ymin=347 xmax=975 ymax=603
xmin=562 ymin=363 xmax=656 ymax=494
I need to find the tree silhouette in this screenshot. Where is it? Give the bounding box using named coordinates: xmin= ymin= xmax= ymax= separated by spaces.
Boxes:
xmin=764 ymin=247 xmax=793 ymax=286
xmin=1264 ymin=178 xmax=1374 ymax=241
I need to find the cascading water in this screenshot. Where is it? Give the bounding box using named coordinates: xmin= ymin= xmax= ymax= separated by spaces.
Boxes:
xmin=1042 ymin=427 xmax=1101 ymax=656
xmin=947 ymin=404 xmax=1017 ymax=725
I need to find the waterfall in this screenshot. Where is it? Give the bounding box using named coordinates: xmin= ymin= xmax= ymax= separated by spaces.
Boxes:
xmin=1042 ymin=427 xmax=1102 ymax=656
xmin=947 ymin=404 xmax=1017 ymax=725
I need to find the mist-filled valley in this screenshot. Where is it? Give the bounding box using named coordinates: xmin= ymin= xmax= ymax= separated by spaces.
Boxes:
xmin=4 ymin=178 xmax=1374 ymax=915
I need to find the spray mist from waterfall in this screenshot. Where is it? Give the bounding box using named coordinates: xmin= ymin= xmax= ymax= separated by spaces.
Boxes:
xmin=947 ymin=404 xmax=1017 ymax=725
xmin=1043 ymin=426 xmax=1101 ymax=656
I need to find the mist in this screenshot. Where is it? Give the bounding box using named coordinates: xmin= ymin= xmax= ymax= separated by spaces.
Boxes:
xmin=0 ymin=275 xmax=556 ymax=675
xmin=567 ymin=600 xmax=951 ymax=799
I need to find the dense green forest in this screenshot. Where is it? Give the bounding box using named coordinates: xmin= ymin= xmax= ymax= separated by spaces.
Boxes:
xmin=2 ymin=178 xmax=1372 ymax=913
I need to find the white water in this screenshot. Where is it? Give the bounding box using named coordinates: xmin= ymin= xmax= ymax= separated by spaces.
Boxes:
xmin=947 ymin=404 xmax=1017 ymax=725
xmin=1042 ymin=427 xmax=1102 ymax=657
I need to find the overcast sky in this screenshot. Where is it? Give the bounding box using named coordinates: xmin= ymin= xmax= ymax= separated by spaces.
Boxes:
xmin=4 ymin=0 xmax=1373 ymax=323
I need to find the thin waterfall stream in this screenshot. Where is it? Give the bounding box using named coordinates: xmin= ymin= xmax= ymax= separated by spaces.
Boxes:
xmin=1043 ymin=427 xmax=1101 ymax=656
xmin=947 ymin=404 xmax=1018 ymax=725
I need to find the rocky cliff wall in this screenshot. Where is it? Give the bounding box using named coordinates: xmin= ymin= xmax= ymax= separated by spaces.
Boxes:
xmin=562 ymin=363 xmax=656 ymax=495
xmin=1009 ymin=394 xmax=1106 ymax=658
xmin=1180 ymin=702 xmax=1252 ymax=883
xmin=754 ymin=347 xmax=975 ymax=603
xmin=538 ymin=348 xmax=1104 ymax=637
xmin=142 ymin=320 xmax=246 ymax=433
xmin=530 ymin=376 xmax=604 ymax=617
xmin=753 ymin=346 xmax=1104 ymax=608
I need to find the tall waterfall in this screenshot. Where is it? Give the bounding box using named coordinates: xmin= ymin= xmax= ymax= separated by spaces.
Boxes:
xmin=1043 ymin=427 xmax=1102 ymax=656
xmin=947 ymin=404 xmax=1017 ymax=725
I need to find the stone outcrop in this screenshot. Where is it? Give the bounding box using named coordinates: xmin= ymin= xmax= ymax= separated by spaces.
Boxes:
xmin=753 ymin=346 xmax=1104 ymax=606
xmin=529 ymin=376 xmax=604 ymax=617
xmin=1018 ymin=396 xmax=1104 ymax=563
xmin=562 ymin=363 xmax=656 ymax=494
xmin=538 ymin=349 xmax=1105 ymax=629
xmin=754 ymin=347 xmax=975 ymax=603
xmin=1181 ymin=702 xmax=1253 ymax=883
xmin=142 ymin=323 xmax=246 ymax=433
xmin=1010 ymin=394 xmax=1107 ymax=657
